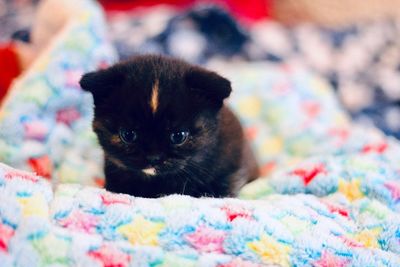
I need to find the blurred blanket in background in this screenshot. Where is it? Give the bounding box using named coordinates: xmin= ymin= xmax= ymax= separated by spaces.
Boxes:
xmin=107 ymin=4 xmax=400 ymax=140
xmin=0 ymin=0 xmax=117 ymax=185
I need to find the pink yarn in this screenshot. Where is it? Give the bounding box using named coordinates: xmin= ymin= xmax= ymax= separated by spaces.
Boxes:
xmin=56 ymin=107 xmax=80 ymax=126
xmin=4 ymin=169 xmax=40 ymax=182
xmin=313 ymin=251 xmax=349 ymax=267
xmin=24 ymin=120 xmax=49 ymax=140
xmin=218 ymin=257 xmax=263 ymax=267
xmin=0 ymin=223 xmax=15 ymax=252
xmin=58 ymin=210 xmax=99 ymax=233
xmin=185 ymin=226 xmax=226 ymax=253
xmin=89 ymin=243 xmax=131 ymax=267
xmin=385 ymin=181 xmax=400 ymax=201
xmin=101 ymin=192 xmax=131 ymax=205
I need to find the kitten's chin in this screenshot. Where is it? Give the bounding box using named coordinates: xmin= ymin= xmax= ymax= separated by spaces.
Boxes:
xmin=142 ymin=168 xmax=156 ymax=176
xmin=140 ymin=162 xmax=185 ymax=177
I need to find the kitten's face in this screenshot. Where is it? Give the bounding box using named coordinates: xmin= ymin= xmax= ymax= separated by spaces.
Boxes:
xmin=80 ymin=55 xmax=231 ymax=177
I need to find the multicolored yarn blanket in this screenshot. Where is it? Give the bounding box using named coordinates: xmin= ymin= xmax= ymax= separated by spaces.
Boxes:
xmin=0 ymin=1 xmax=399 ymax=266
xmin=1 ymin=148 xmax=400 ymax=266
xmin=0 ymin=0 xmax=117 ymax=186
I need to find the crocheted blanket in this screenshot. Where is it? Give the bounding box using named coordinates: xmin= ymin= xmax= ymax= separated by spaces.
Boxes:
xmin=1 ymin=150 xmax=400 ymax=266
xmin=0 ymin=0 xmax=117 ymax=186
xmin=0 ymin=1 xmax=399 ymax=266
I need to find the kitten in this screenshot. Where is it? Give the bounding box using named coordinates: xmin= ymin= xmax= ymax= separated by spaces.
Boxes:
xmin=80 ymin=55 xmax=259 ymax=198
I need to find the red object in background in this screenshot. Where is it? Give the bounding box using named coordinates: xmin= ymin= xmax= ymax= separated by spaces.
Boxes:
xmin=94 ymin=177 xmax=105 ymax=187
xmin=214 ymin=0 xmax=270 ymax=22
xmin=0 ymin=43 xmax=21 ymax=103
xmin=99 ymin=0 xmax=270 ymax=23
xmin=28 ymin=155 xmax=53 ymax=179
xmin=99 ymin=0 xmax=194 ymax=11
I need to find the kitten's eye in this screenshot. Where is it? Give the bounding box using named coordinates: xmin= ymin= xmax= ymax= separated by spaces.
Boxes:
xmin=119 ymin=128 xmax=137 ymax=143
xmin=170 ymin=131 xmax=189 ymax=145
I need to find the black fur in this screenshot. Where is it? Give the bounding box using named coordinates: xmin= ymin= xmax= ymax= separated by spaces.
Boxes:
xmin=80 ymin=55 xmax=259 ymax=198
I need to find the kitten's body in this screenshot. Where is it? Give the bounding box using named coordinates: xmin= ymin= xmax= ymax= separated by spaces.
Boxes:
xmin=80 ymin=55 xmax=259 ymax=197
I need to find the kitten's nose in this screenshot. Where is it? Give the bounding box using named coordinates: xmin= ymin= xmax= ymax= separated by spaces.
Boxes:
xmin=146 ymin=154 xmax=163 ymax=165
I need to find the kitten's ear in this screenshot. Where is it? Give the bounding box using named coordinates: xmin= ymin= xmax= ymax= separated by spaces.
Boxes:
xmin=79 ymin=68 xmax=124 ymax=105
xmin=185 ymin=67 xmax=232 ymax=108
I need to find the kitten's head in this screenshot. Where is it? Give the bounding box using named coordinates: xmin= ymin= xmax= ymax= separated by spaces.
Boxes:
xmin=80 ymin=55 xmax=231 ymax=177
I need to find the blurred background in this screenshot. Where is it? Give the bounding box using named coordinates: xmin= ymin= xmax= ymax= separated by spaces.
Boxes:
xmin=1 ymin=0 xmax=400 ymax=140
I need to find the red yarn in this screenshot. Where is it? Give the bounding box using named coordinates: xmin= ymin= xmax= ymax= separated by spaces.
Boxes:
xmin=291 ymin=164 xmax=327 ymax=185
xmin=28 ymin=156 xmax=53 ymax=179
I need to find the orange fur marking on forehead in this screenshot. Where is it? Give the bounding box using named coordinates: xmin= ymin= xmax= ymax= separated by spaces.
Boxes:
xmin=150 ymin=79 xmax=159 ymax=114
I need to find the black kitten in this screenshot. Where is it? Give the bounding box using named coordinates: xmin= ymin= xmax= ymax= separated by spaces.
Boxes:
xmin=80 ymin=55 xmax=259 ymax=197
